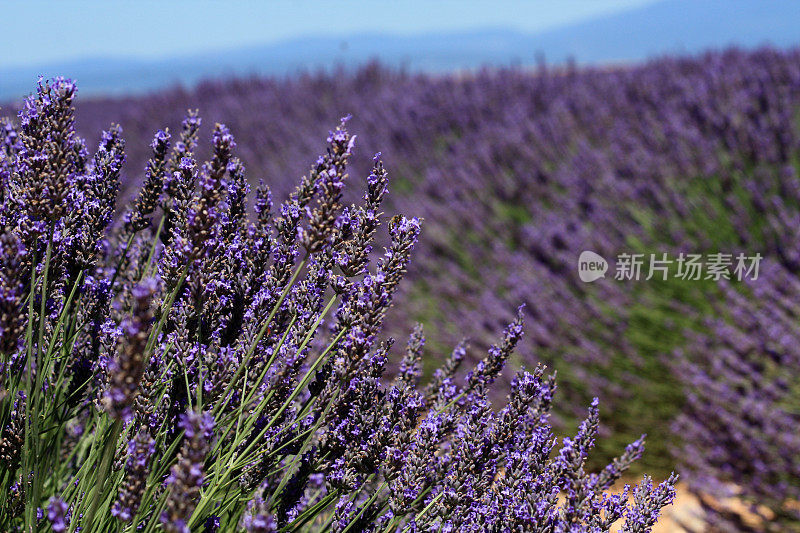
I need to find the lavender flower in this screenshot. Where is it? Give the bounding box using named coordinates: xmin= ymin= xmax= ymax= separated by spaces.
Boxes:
xmin=112 ymin=429 xmax=155 ymax=522
xmin=161 ymin=411 xmax=215 ymax=532
xmin=102 ymin=278 xmax=157 ymax=421
xmin=11 ymin=77 xmax=85 ymax=224
xmin=124 ymin=129 xmax=170 ymax=234
xmin=395 ymin=324 xmax=424 ymax=387
xmin=466 ymin=305 xmax=524 ymax=391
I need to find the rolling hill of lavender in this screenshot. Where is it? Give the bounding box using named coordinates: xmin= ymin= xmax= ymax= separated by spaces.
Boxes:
xmin=17 ymin=46 xmax=800 ymax=528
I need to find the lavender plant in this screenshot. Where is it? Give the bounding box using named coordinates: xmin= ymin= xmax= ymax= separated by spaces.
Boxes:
xmin=0 ymin=78 xmax=675 ymax=532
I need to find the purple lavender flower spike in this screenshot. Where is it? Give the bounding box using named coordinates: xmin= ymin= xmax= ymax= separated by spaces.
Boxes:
xmin=102 ymin=277 xmax=158 ymax=421
xmin=162 ymin=411 xmax=215 ymax=532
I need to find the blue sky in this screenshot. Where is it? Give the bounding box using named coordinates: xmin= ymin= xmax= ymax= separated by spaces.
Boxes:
xmin=1 ymin=0 xmax=656 ymax=68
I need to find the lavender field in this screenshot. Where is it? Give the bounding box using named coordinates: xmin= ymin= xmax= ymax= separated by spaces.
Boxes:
xmin=1 ymin=45 xmax=799 ymax=531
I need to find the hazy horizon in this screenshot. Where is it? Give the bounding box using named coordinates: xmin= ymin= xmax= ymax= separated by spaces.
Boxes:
xmin=1 ymin=0 xmax=656 ymax=69
xmin=1 ymin=0 xmax=798 ymax=101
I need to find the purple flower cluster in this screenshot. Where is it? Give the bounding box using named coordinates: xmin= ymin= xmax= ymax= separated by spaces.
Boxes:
xmin=0 ymin=78 xmax=675 ymax=531
xmin=112 ymin=428 xmax=155 ymax=522
xmin=162 ymin=411 xmax=215 ymax=532
xmin=102 ymin=277 xmax=157 ymax=421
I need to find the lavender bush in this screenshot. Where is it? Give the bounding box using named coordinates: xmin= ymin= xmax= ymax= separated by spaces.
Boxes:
xmin=0 ymin=78 xmax=676 ymax=531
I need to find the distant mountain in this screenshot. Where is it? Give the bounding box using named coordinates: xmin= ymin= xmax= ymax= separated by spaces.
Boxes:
xmin=1 ymin=0 xmax=798 ymax=101
xmin=0 ymin=29 xmax=539 ymax=101
xmin=528 ymin=0 xmax=800 ymax=63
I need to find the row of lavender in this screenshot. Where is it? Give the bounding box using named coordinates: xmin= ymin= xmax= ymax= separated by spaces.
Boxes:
xmin=0 ymin=78 xmax=679 ymax=531
xmin=9 ymin=47 xmax=800 ymax=528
